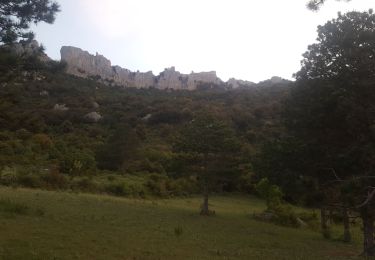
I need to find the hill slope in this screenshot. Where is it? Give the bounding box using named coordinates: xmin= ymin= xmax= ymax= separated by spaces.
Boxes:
xmin=0 ymin=48 xmax=290 ymax=195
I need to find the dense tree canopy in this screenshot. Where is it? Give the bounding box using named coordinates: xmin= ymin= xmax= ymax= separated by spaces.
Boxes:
xmin=0 ymin=0 xmax=60 ymax=44
xmin=287 ymin=10 xmax=375 ymax=255
xmin=296 ymin=10 xmax=375 ymax=81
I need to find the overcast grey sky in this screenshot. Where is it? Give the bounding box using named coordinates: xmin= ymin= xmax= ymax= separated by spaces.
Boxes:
xmin=32 ymin=0 xmax=374 ymax=83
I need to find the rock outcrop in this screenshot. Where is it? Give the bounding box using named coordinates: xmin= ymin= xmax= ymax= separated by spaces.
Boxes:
xmin=227 ymin=78 xmax=256 ymax=89
xmin=60 ymin=46 xmax=290 ymax=90
xmin=3 ymin=40 xmax=51 ymax=62
xmin=61 ymin=46 xmax=227 ymax=90
xmin=61 ymin=46 xmax=113 ymax=79
xmin=85 ymin=112 xmax=102 ymax=122
xmin=53 ymin=104 xmax=69 ymax=111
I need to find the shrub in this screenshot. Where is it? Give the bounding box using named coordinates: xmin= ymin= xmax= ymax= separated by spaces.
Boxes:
xmin=254 ymin=205 xmax=319 ymax=229
xmin=255 ymin=178 xmax=283 ymax=210
xmin=104 ymin=181 xmax=146 ymax=197
xmin=15 ymin=129 xmax=31 ymax=140
xmin=73 ymin=177 xmax=99 ymax=192
xmin=104 ymin=182 xmax=128 ymax=196
xmin=253 ymin=205 xmax=299 ymax=228
xmin=168 ymin=178 xmax=199 ymax=196
xmin=298 ymin=211 xmax=319 ymax=223
xmin=32 ymin=133 xmax=53 ymax=150
xmin=0 ymin=167 xmax=18 ymax=186
xmin=18 ymin=174 xmax=42 ymax=188
xmin=41 ymin=168 xmax=68 ymax=189
xmin=271 ymin=205 xmax=299 ymax=227
xmin=146 ymin=174 xmax=169 ymax=197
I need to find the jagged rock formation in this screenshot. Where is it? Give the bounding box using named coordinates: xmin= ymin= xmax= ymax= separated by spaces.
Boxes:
xmin=3 ymin=40 xmax=51 ymax=62
xmin=60 ymin=46 xmax=255 ymax=90
xmin=227 ymin=78 xmax=256 ymax=89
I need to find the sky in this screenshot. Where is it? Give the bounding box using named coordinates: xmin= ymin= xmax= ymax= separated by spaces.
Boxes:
xmin=32 ymin=0 xmax=374 ymax=83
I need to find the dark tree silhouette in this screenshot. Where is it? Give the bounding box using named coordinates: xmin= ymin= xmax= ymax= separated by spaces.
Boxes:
xmin=289 ymin=10 xmax=375 ymax=256
xmin=0 ymin=0 xmax=60 ymax=44
xmin=174 ymin=115 xmax=239 ymax=215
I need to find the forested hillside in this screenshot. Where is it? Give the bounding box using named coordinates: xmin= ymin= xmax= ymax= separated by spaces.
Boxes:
xmin=0 ymin=47 xmax=290 ymax=197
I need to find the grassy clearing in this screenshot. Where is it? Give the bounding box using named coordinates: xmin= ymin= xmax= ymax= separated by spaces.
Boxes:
xmin=0 ymin=187 xmax=363 ymax=259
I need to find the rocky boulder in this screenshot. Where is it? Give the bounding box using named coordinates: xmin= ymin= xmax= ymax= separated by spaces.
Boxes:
xmin=85 ymin=112 xmax=102 ymax=122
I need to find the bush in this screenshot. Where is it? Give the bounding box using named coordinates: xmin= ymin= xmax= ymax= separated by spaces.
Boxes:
xmin=168 ymin=178 xmax=199 ymax=196
xmin=18 ymin=174 xmax=42 ymax=188
xmin=105 ymin=182 xmax=129 ymax=196
xmin=272 ymin=205 xmax=299 ymax=227
xmin=72 ymin=177 xmax=99 ymax=192
xmin=298 ymin=211 xmax=319 ymax=223
xmin=146 ymin=174 xmax=169 ymax=197
xmin=254 ymin=205 xmax=319 ymax=229
xmin=41 ymin=168 xmax=68 ymax=189
xmin=255 ymin=178 xmax=283 ymax=210
xmin=104 ymin=181 xmax=146 ymax=197
xmin=32 ymin=134 xmax=53 ymax=150
xmin=253 ymin=205 xmax=298 ymax=228
xmin=0 ymin=167 xmax=18 ymax=186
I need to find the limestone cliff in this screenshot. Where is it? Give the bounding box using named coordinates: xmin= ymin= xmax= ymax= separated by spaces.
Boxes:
xmin=61 ymin=46 xmax=224 ymax=90
xmin=60 ymin=46 xmax=234 ymax=90
xmin=2 ymin=40 xmax=50 ymax=62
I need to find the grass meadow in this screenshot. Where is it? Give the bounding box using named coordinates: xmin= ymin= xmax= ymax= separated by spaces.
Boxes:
xmin=0 ymin=187 xmax=364 ymax=259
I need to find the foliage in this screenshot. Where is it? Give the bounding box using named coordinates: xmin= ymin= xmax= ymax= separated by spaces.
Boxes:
xmin=296 ymin=10 xmax=375 ymax=81
xmin=174 ymin=114 xmax=240 ymax=184
xmin=0 ymin=44 xmax=290 ymax=198
xmin=289 ymin=10 xmax=375 ymax=203
xmin=0 ymin=0 xmax=60 ymax=43
xmin=286 ymin=10 xmax=375 ymax=256
xmin=306 ymin=0 xmax=351 ymax=11
xmin=255 ymin=178 xmax=283 ymax=210
xmin=253 ymin=139 xmax=321 ymax=205
xmin=96 ymin=125 xmax=139 ymax=171
xmin=0 ymin=166 xmax=17 ymax=186
xmin=174 ymin=114 xmax=241 ymax=214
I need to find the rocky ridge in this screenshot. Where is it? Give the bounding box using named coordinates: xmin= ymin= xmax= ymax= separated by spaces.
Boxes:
xmin=60 ymin=46 xmax=257 ymax=90
xmin=6 ymin=40 xmax=51 ymax=62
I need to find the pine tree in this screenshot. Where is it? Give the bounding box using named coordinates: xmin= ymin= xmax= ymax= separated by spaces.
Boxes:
xmin=0 ymin=0 xmax=60 ymax=44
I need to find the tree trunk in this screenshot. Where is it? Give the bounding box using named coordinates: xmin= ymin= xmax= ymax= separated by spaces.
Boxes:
xmin=342 ymin=207 xmax=351 ymax=243
xmin=329 ymin=208 xmax=333 ymax=225
xmin=200 ymin=183 xmax=209 ymax=215
xmin=361 ymin=208 xmax=375 ymax=256
xmin=321 ymin=207 xmax=331 ymax=239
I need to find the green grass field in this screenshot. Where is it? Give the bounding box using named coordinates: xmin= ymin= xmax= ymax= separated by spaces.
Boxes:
xmin=0 ymin=187 xmax=364 ymax=259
